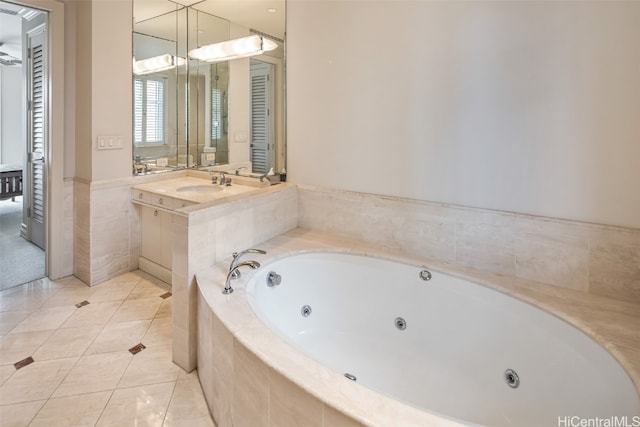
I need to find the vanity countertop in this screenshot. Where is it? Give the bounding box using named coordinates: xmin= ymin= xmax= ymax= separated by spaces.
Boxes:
xmin=131 ymin=176 xmax=266 ymax=205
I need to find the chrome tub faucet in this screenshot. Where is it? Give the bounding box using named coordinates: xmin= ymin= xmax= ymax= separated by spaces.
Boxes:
xmin=223 ymin=260 xmax=260 ymax=295
xmin=229 ymin=248 xmax=267 ymax=279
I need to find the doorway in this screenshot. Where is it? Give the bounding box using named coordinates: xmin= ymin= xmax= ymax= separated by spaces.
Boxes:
xmin=0 ymin=1 xmax=47 ymax=290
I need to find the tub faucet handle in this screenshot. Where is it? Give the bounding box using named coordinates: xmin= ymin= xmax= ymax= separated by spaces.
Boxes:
xmin=223 ymin=260 xmax=260 ymax=295
xmin=229 ymin=248 xmax=267 ymax=279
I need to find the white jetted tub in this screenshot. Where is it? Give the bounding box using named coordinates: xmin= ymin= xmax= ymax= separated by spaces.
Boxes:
xmin=245 ymin=251 xmax=640 ymax=427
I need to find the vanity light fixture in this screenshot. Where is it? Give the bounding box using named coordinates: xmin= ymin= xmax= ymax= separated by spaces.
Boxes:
xmin=188 ymin=34 xmax=277 ymax=63
xmin=133 ymin=54 xmax=185 ymax=75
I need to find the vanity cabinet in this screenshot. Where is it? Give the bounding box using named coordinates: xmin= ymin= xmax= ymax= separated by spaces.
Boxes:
xmin=131 ymin=175 xmax=263 ymax=283
xmin=140 ymin=206 xmax=173 ymax=270
xmin=132 ymin=189 xmax=196 ymax=284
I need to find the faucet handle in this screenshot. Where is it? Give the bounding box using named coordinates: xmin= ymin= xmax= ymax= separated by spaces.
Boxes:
xmin=232 ymin=248 xmax=267 ymax=259
xmin=230 ymin=248 xmax=267 ymax=279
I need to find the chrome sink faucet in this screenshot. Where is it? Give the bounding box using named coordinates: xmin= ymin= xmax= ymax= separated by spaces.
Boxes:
xmin=229 ymin=248 xmax=267 ymax=279
xmin=210 ymin=171 xmax=226 ymax=185
xmin=223 ymin=260 xmax=260 ymax=294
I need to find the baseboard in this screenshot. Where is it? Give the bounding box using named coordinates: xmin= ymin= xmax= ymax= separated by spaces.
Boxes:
xmin=138 ymin=257 xmax=172 ymax=285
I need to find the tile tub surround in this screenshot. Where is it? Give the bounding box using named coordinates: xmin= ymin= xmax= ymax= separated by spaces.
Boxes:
xmin=297 ymin=185 xmax=640 ymax=303
xmin=195 ymin=228 xmax=640 ymax=427
xmin=172 ymin=183 xmax=298 ymax=371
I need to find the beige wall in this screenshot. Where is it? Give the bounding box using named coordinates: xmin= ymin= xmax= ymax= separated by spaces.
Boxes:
xmin=287 ymin=0 xmax=640 ymax=229
xmin=75 ymin=0 xmax=132 ymax=182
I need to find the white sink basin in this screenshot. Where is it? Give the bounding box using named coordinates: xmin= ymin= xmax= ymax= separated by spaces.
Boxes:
xmin=176 ymin=185 xmax=224 ymax=194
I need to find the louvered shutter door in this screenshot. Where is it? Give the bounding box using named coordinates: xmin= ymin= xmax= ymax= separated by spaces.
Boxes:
xmin=250 ymin=71 xmax=268 ymax=173
xmin=27 ymin=29 xmax=47 ymax=249
xmin=31 ymin=43 xmax=45 ymax=223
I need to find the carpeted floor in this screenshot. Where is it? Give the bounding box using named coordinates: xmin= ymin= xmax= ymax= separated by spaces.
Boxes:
xmin=0 ymin=197 xmax=45 ymax=291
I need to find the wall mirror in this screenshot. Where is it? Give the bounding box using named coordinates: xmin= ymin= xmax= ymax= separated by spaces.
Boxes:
xmin=132 ymin=0 xmax=286 ymax=176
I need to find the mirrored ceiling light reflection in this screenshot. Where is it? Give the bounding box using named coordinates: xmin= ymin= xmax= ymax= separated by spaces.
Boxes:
xmin=188 ymin=34 xmax=277 ymax=63
xmin=133 ymin=54 xmax=186 ymax=75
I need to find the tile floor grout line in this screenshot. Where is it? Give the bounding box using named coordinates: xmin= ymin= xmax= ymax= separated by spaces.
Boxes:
xmin=78 ymin=298 xmax=127 ymax=359
xmin=22 ymin=399 xmax=47 ymax=427
xmin=90 ymin=388 xmax=117 ymax=427
xmin=161 ymin=376 xmax=181 ymax=426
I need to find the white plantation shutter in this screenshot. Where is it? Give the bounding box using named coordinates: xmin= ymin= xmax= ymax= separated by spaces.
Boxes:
xmin=30 ymin=40 xmax=45 ymax=224
xmin=134 ymin=76 xmax=166 ymax=145
xmin=250 ymin=72 xmax=268 ymax=173
xmin=211 ymin=88 xmax=221 ymax=140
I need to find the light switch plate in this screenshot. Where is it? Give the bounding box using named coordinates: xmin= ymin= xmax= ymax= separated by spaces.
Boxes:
xmin=97 ymin=135 xmax=124 ymax=150
xmin=235 ymin=131 xmax=248 ymax=142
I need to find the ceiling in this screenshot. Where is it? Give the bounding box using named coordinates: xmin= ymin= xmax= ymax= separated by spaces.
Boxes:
xmin=134 ymin=0 xmax=285 ymax=40
xmin=0 ymin=2 xmax=32 ymax=65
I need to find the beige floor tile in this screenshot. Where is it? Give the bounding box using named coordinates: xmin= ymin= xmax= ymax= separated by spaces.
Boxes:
xmin=155 ymin=298 xmax=172 ymax=319
xmin=0 ymin=357 xmax=78 ymax=405
xmin=163 ymin=377 xmax=214 ymax=427
xmin=0 ymin=400 xmax=46 ymax=426
xmin=142 ymin=317 xmax=172 ymax=347
xmin=9 ymin=306 xmax=76 ymax=334
xmin=85 ymin=319 xmax=151 ymax=355
xmin=88 ymin=280 xmax=137 ymax=303
xmin=127 ymin=279 xmax=170 ymax=300
xmin=163 ymin=415 xmax=215 ymax=427
xmin=52 ymin=352 xmax=132 ymax=398
xmin=118 ymin=345 xmax=181 ymax=388
xmin=0 ymin=293 xmax=47 ymax=313
xmin=57 ymin=276 xmax=90 ymax=288
xmin=0 ymin=329 xmax=53 ymax=365
xmin=42 ymin=286 xmax=93 ymax=308
xmin=177 ymin=369 xmax=198 ymax=381
xmin=110 ymin=297 xmax=163 ymax=323
xmin=29 ymin=390 xmax=112 ymax=427
xmin=0 ymin=310 xmax=31 ymax=335
xmin=0 ymin=270 xmax=213 ymax=426
xmin=32 ymin=326 xmax=102 ymax=361
xmin=0 ymin=280 xmax=65 ymax=312
xmin=96 ymin=381 xmax=175 ymax=427
xmin=0 ymin=364 xmax=16 ymax=386
xmin=60 ymin=301 xmax=122 ymax=329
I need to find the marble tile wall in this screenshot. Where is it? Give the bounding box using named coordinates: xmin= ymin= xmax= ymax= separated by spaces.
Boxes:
xmin=197 ymin=290 xmax=364 ymax=427
xmin=73 ymin=180 xmax=90 ymax=284
xmin=73 ymin=178 xmax=136 ymax=286
xmin=63 ymin=180 xmax=74 ymax=278
xmin=173 ymin=185 xmax=298 ymax=371
xmin=298 ymin=186 xmax=640 ymax=303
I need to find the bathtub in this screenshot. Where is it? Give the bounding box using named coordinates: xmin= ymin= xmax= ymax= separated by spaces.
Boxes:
xmin=243 ymin=251 xmax=640 ymax=427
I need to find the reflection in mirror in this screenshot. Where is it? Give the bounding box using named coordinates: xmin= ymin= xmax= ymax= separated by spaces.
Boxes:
xmin=186 ymin=9 xmax=230 ymax=168
xmin=132 ymin=3 xmax=186 ymax=173
xmin=132 ymin=0 xmax=285 ymax=176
